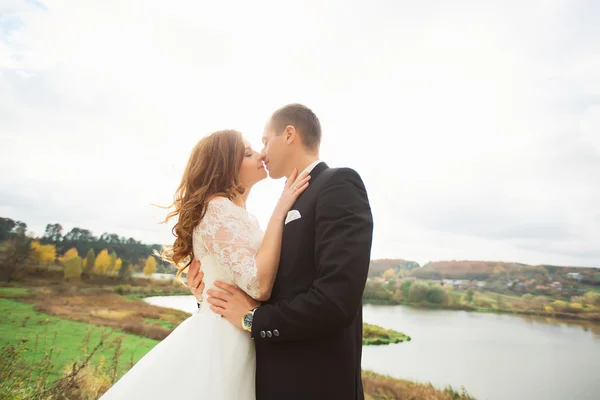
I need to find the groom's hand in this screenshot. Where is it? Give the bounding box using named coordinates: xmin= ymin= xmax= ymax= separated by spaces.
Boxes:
xmin=207 ymin=281 xmax=260 ymax=330
xmin=187 ymin=259 xmax=205 ymax=303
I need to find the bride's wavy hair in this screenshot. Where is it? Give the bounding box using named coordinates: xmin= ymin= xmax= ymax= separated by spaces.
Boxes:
xmin=158 ymin=129 xmax=246 ymax=281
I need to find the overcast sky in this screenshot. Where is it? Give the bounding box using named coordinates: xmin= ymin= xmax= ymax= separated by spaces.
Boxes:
xmin=1 ymin=0 xmax=599 ymax=267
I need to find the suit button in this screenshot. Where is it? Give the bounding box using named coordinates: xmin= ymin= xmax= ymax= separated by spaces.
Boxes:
xmin=273 ymin=329 xmax=279 ymax=337
xmin=266 ymin=331 xmax=272 ymax=338
xmin=260 ymin=331 xmax=266 ymax=338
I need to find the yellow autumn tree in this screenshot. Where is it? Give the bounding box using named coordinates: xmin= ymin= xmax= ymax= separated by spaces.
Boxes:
xmin=108 ymin=251 xmax=117 ymax=275
xmin=64 ymin=256 xmax=83 ymax=280
xmin=84 ymin=248 xmax=96 ymax=273
xmin=383 ymin=268 xmax=395 ymax=279
xmin=94 ymin=249 xmax=111 ymax=275
xmin=30 ymin=241 xmax=56 ymax=264
xmin=143 ymin=255 xmax=157 ymax=276
xmin=112 ymin=257 xmax=123 ymax=276
xmin=59 ymin=247 xmax=79 ymax=265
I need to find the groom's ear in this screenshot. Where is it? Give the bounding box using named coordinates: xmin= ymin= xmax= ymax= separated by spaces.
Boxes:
xmin=284 ymin=125 xmax=298 ymax=144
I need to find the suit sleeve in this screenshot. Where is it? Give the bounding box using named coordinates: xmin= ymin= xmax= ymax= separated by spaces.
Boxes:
xmin=251 ymin=168 xmax=373 ymax=342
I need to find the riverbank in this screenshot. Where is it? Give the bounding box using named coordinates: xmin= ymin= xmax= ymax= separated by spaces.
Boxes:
xmin=363 ymin=322 xmax=411 ymax=345
xmin=363 ymin=370 xmax=473 ymax=400
xmin=1 ymin=283 xmax=411 ymax=346
xmin=364 ymin=297 xmax=600 ymax=325
xmin=1 ymin=293 xmax=473 ymax=399
xmin=363 ymin=280 xmax=600 ymax=324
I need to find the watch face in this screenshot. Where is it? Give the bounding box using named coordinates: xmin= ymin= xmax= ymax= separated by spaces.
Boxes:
xmin=243 ymin=312 xmax=253 ymax=328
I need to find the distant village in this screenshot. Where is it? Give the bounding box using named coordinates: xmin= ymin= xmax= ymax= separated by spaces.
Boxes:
xmin=367 ymin=267 xmax=591 ymax=298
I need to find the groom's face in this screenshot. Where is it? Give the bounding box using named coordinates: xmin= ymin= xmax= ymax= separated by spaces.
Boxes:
xmin=261 ymin=126 xmax=288 ymax=179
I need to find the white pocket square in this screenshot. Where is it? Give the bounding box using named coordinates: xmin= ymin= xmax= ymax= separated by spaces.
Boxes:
xmin=285 ymin=210 xmax=302 ymax=225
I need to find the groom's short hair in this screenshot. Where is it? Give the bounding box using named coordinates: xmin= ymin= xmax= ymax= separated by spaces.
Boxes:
xmin=269 ymin=103 xmax=321 ymax=152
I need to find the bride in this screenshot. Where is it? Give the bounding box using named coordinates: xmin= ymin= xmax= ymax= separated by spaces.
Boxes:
xmin=100 ymin=129 xmax=310 ymax=399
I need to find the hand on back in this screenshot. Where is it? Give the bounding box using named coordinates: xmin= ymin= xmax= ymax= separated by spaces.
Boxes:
xmin=187 ymin=258 xmax=205 ymax=303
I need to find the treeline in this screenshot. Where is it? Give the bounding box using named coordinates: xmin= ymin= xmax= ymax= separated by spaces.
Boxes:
xmin=363 ymin=278 xmax=600 ymax=321
xmin=1 ymin=218 xmax=169 ymax=268
xmin=0 ymin=217 xmax=171 ymax=282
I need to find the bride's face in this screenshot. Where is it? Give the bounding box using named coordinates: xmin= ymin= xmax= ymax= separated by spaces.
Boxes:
xmin=238 ymin=140 xmax=267 ymax=188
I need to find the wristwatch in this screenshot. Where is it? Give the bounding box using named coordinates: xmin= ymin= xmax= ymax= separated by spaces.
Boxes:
xmin=242 ymin=308 xmax=257 ymax=332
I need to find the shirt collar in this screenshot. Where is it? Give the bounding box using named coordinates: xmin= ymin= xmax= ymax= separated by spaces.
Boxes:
xmin=301 ymin=160 xmax=323 ymax=175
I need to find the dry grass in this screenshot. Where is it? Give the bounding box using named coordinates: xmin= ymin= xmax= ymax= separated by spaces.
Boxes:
xmin=363 ymin=370 xmax=475 ymax=400
xmin=25 ymin=287 xmax=190 ymax=341
xmin=89 ymin=309 xmax=137 ymax=320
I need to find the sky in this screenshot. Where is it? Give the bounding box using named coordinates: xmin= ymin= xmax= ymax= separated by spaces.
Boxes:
xmin=1 ymin=0 xmax=599 ymax=268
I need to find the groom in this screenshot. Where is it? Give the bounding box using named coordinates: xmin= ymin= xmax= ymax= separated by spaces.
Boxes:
xmin=187 ymin=103 xmax=373 ymax=399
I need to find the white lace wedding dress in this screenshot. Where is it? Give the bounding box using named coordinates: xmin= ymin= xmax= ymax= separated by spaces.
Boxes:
xmin=101 ymin=197 xmax=263 ymax=400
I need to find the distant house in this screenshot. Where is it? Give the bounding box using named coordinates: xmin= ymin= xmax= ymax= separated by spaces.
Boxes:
xmin=566 ymin=272 xmax=583 ymax=281
xmin=442 ymin=279 xmax=470 ymax=289
xmin=133 ymin=272 xmax=176 ymax=281
xmin=550 ymin=282 xmax=561 ymax=288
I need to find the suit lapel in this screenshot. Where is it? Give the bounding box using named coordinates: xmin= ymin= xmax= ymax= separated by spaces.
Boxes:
xmin=282 ymin=162 xmax=329 ymax=228
xmin=293 ymin=162 xmax=328 ymax=204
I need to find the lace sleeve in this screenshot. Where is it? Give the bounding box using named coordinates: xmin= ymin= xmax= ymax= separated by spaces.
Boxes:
xmin=198 ymin=198 xmax=261 ymax=299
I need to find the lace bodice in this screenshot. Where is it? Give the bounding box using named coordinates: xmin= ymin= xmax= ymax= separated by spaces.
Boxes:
xmin=193 ymin=197 xmax=264 ymax=300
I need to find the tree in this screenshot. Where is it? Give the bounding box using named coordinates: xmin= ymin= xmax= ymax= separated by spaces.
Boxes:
xmin=382 ymin=268 xmax=395 ymax=279
xmin=84 ymin=248 xmax=96 ymax=273
xmin=109 ymin=251 xmax=118 ymax=275
xmin=0 ymin=235 xmax=32 ymax=282
xmin=427 ymin=285 xmax=448 ymax=304
xmin=64 ymin=228 xmax=96 ymax=243
xmin=64 ymin=256 xmax=83 ymax=280
xmin=118 ymin=260 xmax=132 ymax=281
xmin=0 ymin=217 xmax=16 ymax=241
xmin=584 ymin=292 xmax=600 ymax=306
xmin=408 ymin=281 xmax=430 ymax=303
xmin=143 ymin=256 xmax=157 ymax=276
xmin=465 ymin=287 xmax=475 ymax=303
xmin=30 ymin=241 xmax=56 ymax=264
xmin=43 ymin=223 xmax=63 ymax=242
xmin=94 ymin=249 xmax=111 ymax=275
xmin=531 ymin=295 xmax=550 ymax=310
xmin=113 ymin=257 xmax=123 ymax=276
xmin=13 ymin=221 xmax=27 ymax=236
xmin=59 ymin=248 xmax=79 ymax=265
xmin=392 ymin=288 xmax=404 ymax=303
xmin=400 ymin=280 xmax=413 ymax=298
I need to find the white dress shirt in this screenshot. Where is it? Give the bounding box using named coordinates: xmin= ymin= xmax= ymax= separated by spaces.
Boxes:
xmin=301 ymin=160 xmax=323 ymax=175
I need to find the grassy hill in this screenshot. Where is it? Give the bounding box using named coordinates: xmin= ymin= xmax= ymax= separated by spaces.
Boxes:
xmin=369 ymin=258 xmax=600 ymax=285
xmin=368 ymin=259 xmax=420 ymax=277
xmin=411 ymin=260 xmax=600 ymax=282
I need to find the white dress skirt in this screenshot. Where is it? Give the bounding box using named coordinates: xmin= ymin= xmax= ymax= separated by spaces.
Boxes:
xmin=100 ymin=197 xmax=264 ymax=400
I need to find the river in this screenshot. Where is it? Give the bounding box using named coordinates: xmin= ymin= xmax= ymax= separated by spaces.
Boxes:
xmin=144 ymin=296 xmax=600 ymax=400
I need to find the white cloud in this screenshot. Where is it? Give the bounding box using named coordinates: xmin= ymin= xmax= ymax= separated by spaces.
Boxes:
xmin=1 ymin=0 xmax=599 ymax=267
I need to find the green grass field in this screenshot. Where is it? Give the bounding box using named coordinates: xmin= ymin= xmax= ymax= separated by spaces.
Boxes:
xmin=0 ymin=287 xmax=31 ymax=298
xmin=0 ymin=298 xmax=159 ymax=381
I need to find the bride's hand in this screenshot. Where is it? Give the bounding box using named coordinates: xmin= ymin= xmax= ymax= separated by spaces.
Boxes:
xmin=274 ymin=168 xmax=311 ymax=219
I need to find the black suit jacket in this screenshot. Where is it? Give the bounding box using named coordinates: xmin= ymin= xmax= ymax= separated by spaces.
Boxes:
xmin=251 ymin=162 xmax=374 ymax=400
